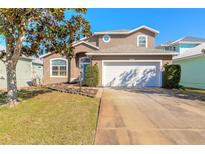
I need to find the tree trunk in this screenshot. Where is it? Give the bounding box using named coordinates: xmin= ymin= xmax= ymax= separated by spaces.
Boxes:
xmin=6 ymin=62 xmax=18 ymax=107
xmin=3 ymin=28 xmax=25 ymax=107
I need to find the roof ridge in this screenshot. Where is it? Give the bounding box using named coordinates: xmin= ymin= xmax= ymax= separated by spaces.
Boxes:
xmin=93 ymin=25 xmax=159 ymax=35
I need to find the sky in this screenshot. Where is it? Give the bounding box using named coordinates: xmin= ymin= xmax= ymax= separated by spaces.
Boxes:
xmin=84 ymin=8 xmax=205 ymax=45
xmin=1 ymin=8 xmax=205 ymax=46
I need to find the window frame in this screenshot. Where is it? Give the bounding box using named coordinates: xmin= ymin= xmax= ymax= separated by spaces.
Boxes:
xmin=79 ymin=56 xmax=91 ymax=67
xmin=137 ymin=35 xmax=148 ymax=48
xmin=50 ymin=58 xmax=68 ymax=78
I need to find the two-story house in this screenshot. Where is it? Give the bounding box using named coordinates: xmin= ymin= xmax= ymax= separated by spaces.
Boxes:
xmin=42 ymin=25 xmax=177 ymax=88
xmin=158 ymin=36 xmax=205 ymax=55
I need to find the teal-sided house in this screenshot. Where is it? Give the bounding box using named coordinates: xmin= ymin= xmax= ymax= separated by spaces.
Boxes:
xmin=0 ymin=46 xmax=43 ymax=90
xmin=157 ymin=36 xmax=205 ymax=55
xmin=0 ymin=44 xmax=43 ymax=90
xmin=173 ymin=43 xmax=205 ymax=89
xmin=0 ymin=57 xmax=33 ymax=90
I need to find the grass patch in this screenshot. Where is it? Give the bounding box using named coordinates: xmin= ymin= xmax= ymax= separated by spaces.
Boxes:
xmin=0 ymin=88 xmax=100 ymax=144
xmin=0 ymin=87 xmax=52 ymax=106
xmin=184 ymin=88 xmax=205 ymax=95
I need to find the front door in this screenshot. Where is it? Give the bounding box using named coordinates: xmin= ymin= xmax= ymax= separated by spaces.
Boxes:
xmin=79 ymin=57 xmax=91 ymax=81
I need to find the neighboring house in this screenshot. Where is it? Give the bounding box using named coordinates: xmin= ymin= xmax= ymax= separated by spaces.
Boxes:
xmin=0 ymin=45 xmax=43 ymax=89
xmin=32 ymin=58 xmax=43 ymax=85
xmin=157 ymin=36 xmax=205 ymax=55
xmin=173 ymin=43 xmax=205 ymax=89
xmin=0 ymin=57 xmax=33 ymax=89
xmin=42 ymin=25 xmax=177 ymax=87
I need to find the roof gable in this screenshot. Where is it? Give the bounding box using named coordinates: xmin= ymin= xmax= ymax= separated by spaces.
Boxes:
xmin=161 ymin=36 xmax=205 ymax=46
xmin=93 ymin=25 xmax=159 ymax=35
xmin=72 ymin=41 xmax=99 ymax=50
xmin=40 ymin=41 xmax=99 ymax=58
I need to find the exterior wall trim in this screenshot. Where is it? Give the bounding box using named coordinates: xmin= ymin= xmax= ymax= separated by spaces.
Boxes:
xmin=174 ymin=53 xmax=205 ymax=61
xmin=72 ymin=41 xmax=99 ymax=50
xmin=49 ymin=58 xmax=68 ymax=78
xmin=101 ymin=59 xmax=163 ymax=87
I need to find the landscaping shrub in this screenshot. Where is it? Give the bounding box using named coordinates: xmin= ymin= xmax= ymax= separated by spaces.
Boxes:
xmin=85 ymin=64 xmax=99 ymax=87
xmin=164 ymin=64 xmax=181 ymax=89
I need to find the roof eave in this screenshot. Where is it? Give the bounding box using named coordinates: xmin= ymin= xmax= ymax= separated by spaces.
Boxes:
xmin=86 ymin=52 xmax=177 ymax=56
xmin=173 ymin=53 xmax=205 ymax=61
xmin=40 ymin=52 xmax=53 ymax=58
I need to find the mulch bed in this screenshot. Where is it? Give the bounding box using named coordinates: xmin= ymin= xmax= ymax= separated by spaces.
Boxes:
xmin=45 ymin=83 xmax=98 ymax=98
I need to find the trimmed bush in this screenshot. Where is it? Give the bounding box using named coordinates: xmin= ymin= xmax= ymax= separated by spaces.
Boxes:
xmin=85 ymin=64 xmax=99 ymax=87
xmin=164 ymin=64 xmax=181 ymax=89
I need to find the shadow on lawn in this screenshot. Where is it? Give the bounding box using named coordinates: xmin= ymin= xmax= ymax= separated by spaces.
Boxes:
xmin=0 ymin=88 xmax=53 ymax=106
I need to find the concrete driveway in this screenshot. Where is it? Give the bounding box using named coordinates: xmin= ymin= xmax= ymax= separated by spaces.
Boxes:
xmin=95 ymin=88 xmax=205 ymax=144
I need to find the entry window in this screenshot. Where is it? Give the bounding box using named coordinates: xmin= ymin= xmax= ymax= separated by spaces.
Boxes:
xmin=79 ymin=57 xmax=91 ymax=65
xmin=137 ymin=35 xmax=147 ymax=48
xmin=51 ymin=59 xmax=67 ymax=77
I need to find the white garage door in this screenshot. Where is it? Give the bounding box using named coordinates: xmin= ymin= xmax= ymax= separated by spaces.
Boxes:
xmin=103 ymin=61 xmax=161 ymax=87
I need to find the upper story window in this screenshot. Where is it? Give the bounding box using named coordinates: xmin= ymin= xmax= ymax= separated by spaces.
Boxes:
xmin=103 ymin=34 xmax=111 ymax=43
xmin=137 ymin=35 xmax=148 ymax=48
xmin=50 ymin=58 xmax=68 ymax=77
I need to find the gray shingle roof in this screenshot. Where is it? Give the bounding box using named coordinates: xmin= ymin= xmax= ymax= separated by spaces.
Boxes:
xmin=181 ymin=36 xmax=205 ymax=42
xmin=100 ymin=29 xmax=130 ymax=33
xmin=160 ymin=36 xmax=205 ymax=46
xmin=90 ymin=44 xmax=176 ymax=54
xmin=160 ymin=40 xmax=175 ymax=46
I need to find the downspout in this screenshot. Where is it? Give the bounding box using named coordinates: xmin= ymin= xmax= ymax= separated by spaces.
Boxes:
xmin=68 ymin=57 xmax=72 ymax=83
xmin=89 ymin=55 xmax=93 ymax=86
xmin=66 ymin=55 xmax=71 ymax=83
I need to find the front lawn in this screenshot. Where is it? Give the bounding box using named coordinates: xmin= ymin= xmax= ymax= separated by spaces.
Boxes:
xmin=0 ymin=88 xmax=100 ymax=144
xmin=184 ymin=88 xmax=205 ymax=95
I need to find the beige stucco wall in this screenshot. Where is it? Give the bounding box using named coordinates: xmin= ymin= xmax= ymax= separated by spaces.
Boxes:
xmin=43 ymin=44 xmax=98 ymax=84
xmin=70 ymin=43 xmax=98 ymax=81
xmin=91 ymin=55 xmax=173 ymax=86
xmin=97 ymin=29 xmax=156 ymax=49
xmin=43 ymin=53 xmax=68 ymax=85
xmin=43 ymin=52 xmax=173 ymax=86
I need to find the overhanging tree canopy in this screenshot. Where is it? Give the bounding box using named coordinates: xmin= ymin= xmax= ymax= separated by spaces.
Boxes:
xmin=0 ymin=8 xmax=91 ymax=106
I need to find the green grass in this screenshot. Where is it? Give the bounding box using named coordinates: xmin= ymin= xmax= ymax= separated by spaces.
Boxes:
xmin=182 ymin=88 xmax=205 ymax=95
xmin=0 ymin=88 xmax=100 ymax=144
xmin=186 ymin=89 xmax=205 ymax=94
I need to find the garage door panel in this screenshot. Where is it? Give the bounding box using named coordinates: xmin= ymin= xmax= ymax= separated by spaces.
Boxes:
xmin=103 ymin=62 xmax=161 ymax=87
